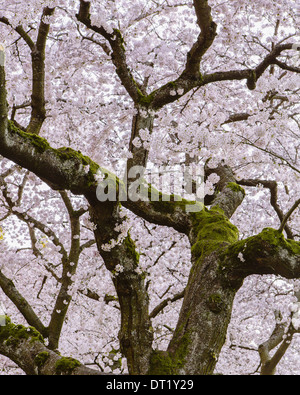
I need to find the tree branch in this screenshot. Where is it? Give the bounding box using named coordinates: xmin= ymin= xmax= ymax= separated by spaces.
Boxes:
xmin=47 ymin=192 xmax=81 ymax=350
xmin=184 ymin=0 xmax=217 ymax=77
xmin=149 ymin=289 xmax=185 ymax=319
xmin=0 ymin=271 xmax=47 ymax=337
xmin=0 ymin=318 xmax=104 ymax=375
xmin=221 ymin=228 xmax=300 ymax=288
xmin=0 ymin=179 xmax=68 ymax=259
xmin=205 ymin=162 xmax=245 ymax=218
xmin=76 ymin=0 xmax=143 ymax=104
xmin=0 ymin=8 xmax=55 ymax=135
xmin=278 ymin=198 xmax=300 ymax=234
xmin=239 ymin=178 xmax=294 ymax=239
xmin=258 ymin=312 xmax=296 ymax=375
xmin=202 ymin=43 xmax=298 ymax=87
xmin=0 ymin=17 xmax=34 ymax=49
xmin=27 ymin=7 xmax=55 ymax=135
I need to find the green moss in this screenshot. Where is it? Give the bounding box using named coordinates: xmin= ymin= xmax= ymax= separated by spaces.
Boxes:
xmin=190 ymin=206 xmax=239 ymax=260
xmin=56 ymin=146 xmax=102 ymax=187
xmin=205 ymin=349 xmax=218 ymax=373
xmin=8 ymin=120 xmax=50 ymax=153
xmin=224 ymin=227 xmax=300 ymax=261
xmin=113 ymin=28 xmax=126 ymax=49
xmin=144 ymin=183 xmax=203 ymax=214
xmin=55 ymin=357 xmax=81 ymax=375
xmin=208 ymin=294 xmax=222 ymax=303
xmin=56 ymin=147 xmax=99 ymax=173
xmin=148 ymin=350 xmax=176 ymax=375
xmin=226 ymin=182 xmax=245 ymax=196
xmin=150 ymin=193 xmax=187 ymax=214
xmin=148 ymin=332 xmax=191 ymax=375
xmin=7 ymin=122 xmax=101 ymax=187
xmin=259 ymin=228 xmax=300 ymax=255
xmin=34 ymin=351 xmax=50 ymax=368
xmin=0 ymin=316 xmax=44 ymax=346
xmin=124 ymin=233 xmax=140 ymax=265
xmin=219 ymin=228 xmax=300 ymax=280
xmin=137 ymin=91 xmax=155 ymax=106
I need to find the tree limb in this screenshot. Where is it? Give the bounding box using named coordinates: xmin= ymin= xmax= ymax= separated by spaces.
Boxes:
xmin=278 ymin=198 xmax=300 ymax=234
xmin=27 ymin=7 xmax=55 ymax=135
xmin=0 ymin=7 xmax=55 ymax=135
xmin=221 ymin=227 xmax=300 ymax=288
xmin=149 ymin=289 xmax=185 ymax=319
xmin=76 ymin=0 xmax=143 ymax=104
xmin=0 ymin=318 xmax=104 ymax=375
xmin=239 ymin=178 xmax=294 ymax=239
xmin=258 ymin=312 xmax=296 ymax=375
xmin=0 ymin=272 xmax=47 ymax=337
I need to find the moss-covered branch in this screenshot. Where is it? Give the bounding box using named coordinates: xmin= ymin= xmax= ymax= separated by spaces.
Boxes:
xmin=0 ymin=317 xmax=104 ymax=375
xmin=220 ymin=228 xmax=300 ymax=287
xmin=0 ymin=120 xmax=100 ymax=201
xmin=164 ymin=210 xmax=300 ymax=374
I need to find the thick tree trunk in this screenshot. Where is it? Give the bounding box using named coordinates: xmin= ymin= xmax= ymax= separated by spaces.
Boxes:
xmin=166 ymin=251 xmax=236 ymax=374
xmin=89 ymin=201 xmax=153 ymax=375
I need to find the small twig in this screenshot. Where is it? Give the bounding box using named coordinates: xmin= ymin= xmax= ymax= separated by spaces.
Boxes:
xmin=278 ymin=198 xmax=300 ymax=234
xmin=149 ymin=289 xmax=185 ymax=319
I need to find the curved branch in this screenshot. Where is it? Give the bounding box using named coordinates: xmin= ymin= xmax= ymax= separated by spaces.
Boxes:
xmin=0 ymin=317 xmax=104 ymax=375
xmin=221 ymin=227 xmax=300 ymax=287
xmin=278 ymin=198 xmax=300 ymax=234
xmin=0 ymin=272 xmax=47 ymax=337
xmin=239 ymin=178 xmax=296 ymax=239
xmin=149 ymin=289 xmax=185 ymax=319
xmin=76 ymin=0 xmax=143 ymax=104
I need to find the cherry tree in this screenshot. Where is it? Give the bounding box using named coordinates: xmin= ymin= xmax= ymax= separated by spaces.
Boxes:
xmin=0 ymin=0 xmax=300 ymax=375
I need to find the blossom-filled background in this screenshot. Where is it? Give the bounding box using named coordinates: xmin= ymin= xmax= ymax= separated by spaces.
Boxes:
xmin=0 ymin=0 xmax=299 ymax=375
